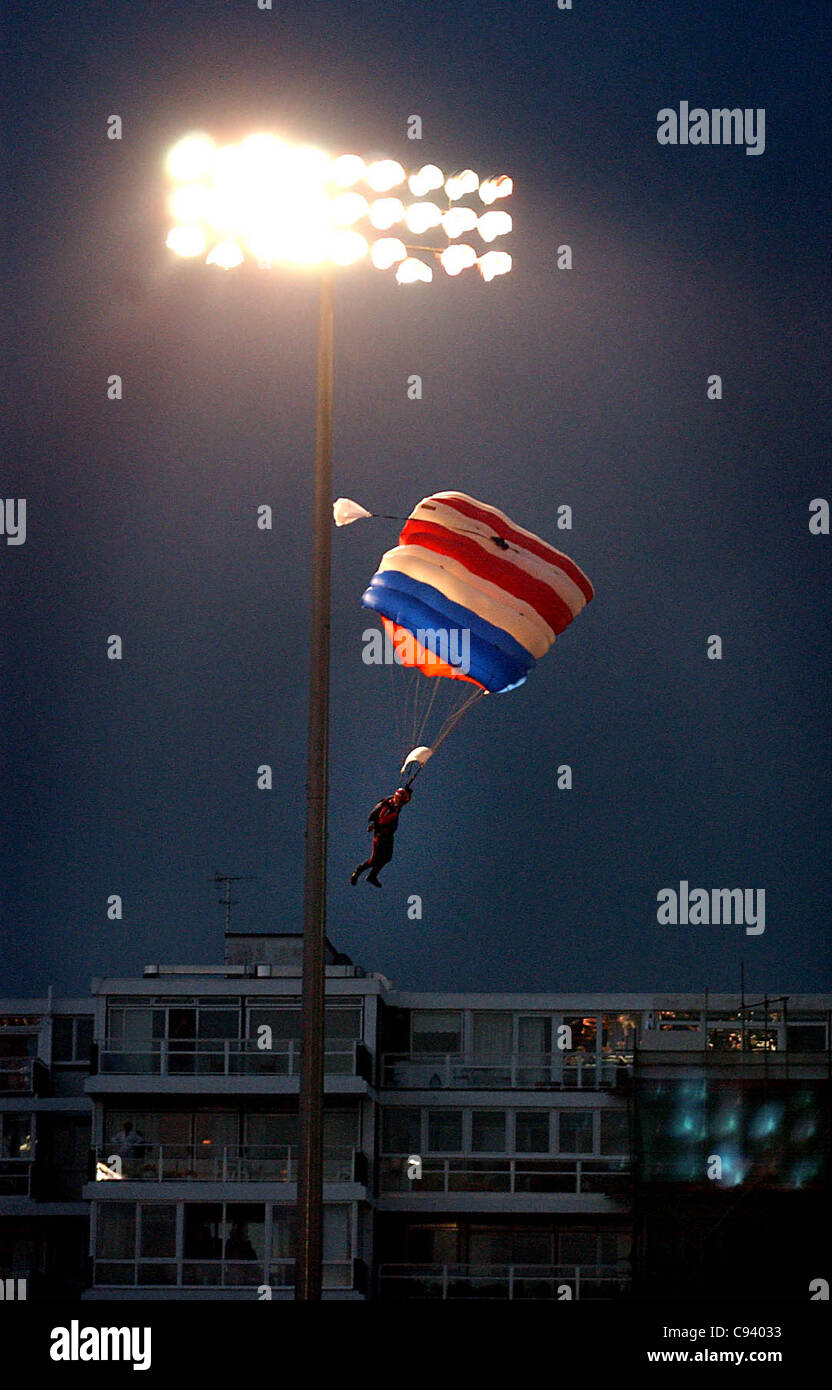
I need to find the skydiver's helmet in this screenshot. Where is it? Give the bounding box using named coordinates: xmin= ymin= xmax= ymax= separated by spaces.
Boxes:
xmin=393 ymin=786 xmax=412 ymax=804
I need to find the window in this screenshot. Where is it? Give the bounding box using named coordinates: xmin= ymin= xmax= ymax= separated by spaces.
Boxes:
xmin=383 ymin=1108 xmax=421 ymax=1152
xmin=658 ymin=1011 xmax=700 ymax=1032
xmin=197 ymin=1009 xmax=239 ymax=1041
xmin=323 ymin=1109 xmax=359 ymax=1145
xmin=246 ymin=1113 xmax=298 ymax=1147
xmin=406 ymin=1224 xmax=460 ymax=1263
xmin=98 ymin=1204 xmax=136 ymax=1260
xmin=271 ymin=1207 xmax=296 ymax=1260
xmin=787 ymin=1024 xmax=826 ymax=1052
xmin=601 ymin=1014 xmax=637 ymax=1053
xmin=106 ymin=1007 xmax=164 ymax=1048
xmin=325 ymin=1006 xmax=362 ymax=1040
xmin=707 ymin=1029 xmax=743 ymax=1051
xmin=427 ymin=1110 xmax=462 ymax=1152
xmin=412 ymin=1012 xmax=462 ymax=1054
xmin=563 ymin=1016 xmax=597 ymax=1052
xmin=2 ymin=1113 xmax=33 ymax=1158
xmin=558 ymin=1112 xmax=594 ymax=1153
xmin=511 ymin=1231 xmax=553 ymax=1264
xmin=323 ymin=1206 xmax=351 ymax=1263
xmin=471 ymin=1111 xmax=507 ymax=1152
xmin=472 ymin=1012 xmax=512 ymax=1058
xmin=515 ymin=1111 xmax=550 ymax=1154
xmin=184 ymin=1203 xmax=222 ymax=1260
xmin=183 ymin=1202 xmax=265 ymax=1280
xmin=469 ymin=1228 xmax=511 ymax=1263
xmin=140 ymin=1205 xmax=176 ymax=1259
xmin=224 ymin=1203 xmax=264 ymax=1265
xmin=52 ymin=1016 xmax=94 ymax=1063
xmin=600 ymin=1111 xmax=629 ymax=1155
xmin=247 ymin=1008 xmax=301 ymax=1041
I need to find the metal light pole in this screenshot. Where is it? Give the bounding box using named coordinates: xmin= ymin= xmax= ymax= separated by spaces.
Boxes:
xmin=296 ymin=267 xmax=334 ymax=1300
xmin=163 ymin=134 xmax=513 ymax=1301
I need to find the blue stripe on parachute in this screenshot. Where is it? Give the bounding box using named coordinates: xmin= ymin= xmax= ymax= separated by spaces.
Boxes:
xmin=361 ymin=569 xmax=534 ymax=694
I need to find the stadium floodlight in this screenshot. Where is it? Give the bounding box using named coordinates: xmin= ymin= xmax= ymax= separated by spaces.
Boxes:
xmin=165 ymin=132 xmax=513 ymax=284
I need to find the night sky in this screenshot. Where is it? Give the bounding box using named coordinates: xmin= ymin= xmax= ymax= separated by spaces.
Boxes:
xmin=2 ymin=1 xmax=830 ymax=997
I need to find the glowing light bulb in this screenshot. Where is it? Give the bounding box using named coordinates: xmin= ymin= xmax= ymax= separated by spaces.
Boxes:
xmin=369 ymin=197 xmax=404 ymax=230
xmin=166 ymin=226 xmax=208 ymax=258
xmin=395 ymin=256 xmax=433 ymax=285
xmin=441 ymin=206 xmax=478 ymax=239
xmin=477 ymin=210 xmax=513 ymax=242
xmin=166 ymin=133 xmax=216 ymax=182
xmin=366 ymin=159 xmax=406 ymax=192
xmin=478 ymin=250 xmax=512 ymax=281
xmin=370 ymin=237 xmax=407 ymax=270
xmin=238 ymin=133 xmax=285 ymax=173
xmin=330 ymin=229 xmax=368 ymax=265
xmin=444 ymin=169 xmax=479 ymax=201
xmin=408 ymin=163 xmax=444 ymax=197
xmin=372 ymin=237 xmax=408 ymax=269
xmin=332 ymin=191 xmax=369 ymax=226
xmin=479 ymin=174 xmax=513 ymax=204
xmin=168 ymin=183 xmax=211 ymax=224
xmin=403 ymin=201 xmax=442 ymax=234
xmin=330 ymin=154 xmax=367 ymax=187
xmin=206 ymin=239 xmax=244 ymax=269
xmin=440 ymin=243 xmax=477 ymax=276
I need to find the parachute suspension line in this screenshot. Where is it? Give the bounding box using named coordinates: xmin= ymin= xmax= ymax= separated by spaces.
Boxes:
xmin=413 ymin=673 xmax=442 ymax=750
xmin=388 ymin=649 xmax=403 ymax=754
xmin=430 ymin=687 xmax=486 ymax=757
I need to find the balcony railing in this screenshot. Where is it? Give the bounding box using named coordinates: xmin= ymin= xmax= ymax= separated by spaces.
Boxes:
xmin=93 ymin=1143 xmax=365 ymax=1185
xmin=92 ymin=1258 xmax=357 ymax=1291
xmin=95 ymin=1039 xmax=371 ymax=1080
xmin=378 ymin=1262 xmax=631 ymax=1300
xmin=379 ymin=1154 xmax=630 ymax=1196
xmin=381 ymin=1052 xmax=632 ymax=1090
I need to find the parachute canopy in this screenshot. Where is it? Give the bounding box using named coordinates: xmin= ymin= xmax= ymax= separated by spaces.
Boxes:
xmin=361 ymin=491 xmax=594 ymax=695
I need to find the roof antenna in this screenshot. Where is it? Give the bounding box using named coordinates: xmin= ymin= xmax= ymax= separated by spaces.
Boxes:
xmin=212 ymin=873 xmax=255 ymax=934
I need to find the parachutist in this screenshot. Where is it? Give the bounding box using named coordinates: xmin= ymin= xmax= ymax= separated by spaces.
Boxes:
xmin=350 ymin=786 xmax=412 ymax=887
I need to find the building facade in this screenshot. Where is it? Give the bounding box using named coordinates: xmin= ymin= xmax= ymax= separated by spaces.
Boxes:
xmin=1 ymin=933 xmax=829 ymax=1300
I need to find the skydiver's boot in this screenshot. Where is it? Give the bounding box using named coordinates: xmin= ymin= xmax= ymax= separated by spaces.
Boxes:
xmin=350 ymin=865 xmax=366 ymax=886
xmin=366 ymin=871 xmax=382 ymax=887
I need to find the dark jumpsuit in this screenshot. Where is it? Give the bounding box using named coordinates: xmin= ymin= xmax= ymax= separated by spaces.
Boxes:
xmin=354 ymin=798 xmax=401 ymax=880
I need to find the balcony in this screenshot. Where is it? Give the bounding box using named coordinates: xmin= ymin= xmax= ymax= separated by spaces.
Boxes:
xmin=379 ymin=1154 xmax=630 ymax=1198
xmin=0 ymin=1058 xmax=49 ymax=1096
xmin=89 ymin=1039 xmax=372 ymax=1092
xmin=381 ymin=1052 xmax=632 ymax=1090
xmin=92 ymin=1257 xmax=363 ymax=1294
xmin=378 ymin=1262 xmax=631 ymax=1300
xmin=92 ymin=1143 xmax=367 ymax=1186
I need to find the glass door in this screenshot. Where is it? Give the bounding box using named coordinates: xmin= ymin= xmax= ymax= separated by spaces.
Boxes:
xmin=517 ymin=1016 xmax=551 ymax=1086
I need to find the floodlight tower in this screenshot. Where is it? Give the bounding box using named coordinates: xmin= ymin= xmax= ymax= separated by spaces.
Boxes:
xmin=164 ymin=132 xmax=513 ymax=1299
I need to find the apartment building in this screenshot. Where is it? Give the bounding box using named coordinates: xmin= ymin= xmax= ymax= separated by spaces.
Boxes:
xmin=1 ymin=932 xmax=829 ymax=1300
